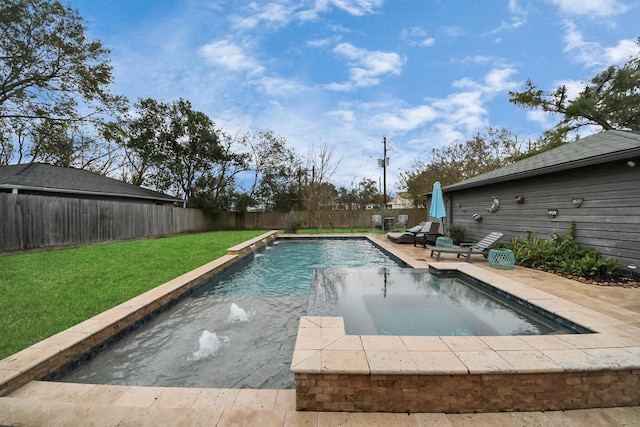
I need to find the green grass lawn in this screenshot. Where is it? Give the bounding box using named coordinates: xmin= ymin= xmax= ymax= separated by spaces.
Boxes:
xmin=0 ymin=230 xmax=267 ymax=360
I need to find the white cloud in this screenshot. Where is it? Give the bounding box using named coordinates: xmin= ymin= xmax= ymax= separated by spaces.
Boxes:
xmin=548 ymin=0 xmax=629 ymax=16
xmin=327 ymin=43 xmax=404 ymax=90
xmin=432 ymin=91 xmax=488 ymax=132
xmin=307 ymin=36 xmax=342 ymax=48
xmin=453 ymin=68 xmax=518 ymax=94
xmin=527 ymin=110 xmax=557 ymax=128
xmin=254 ymin=76 xmax=310 ymax=97
xmin=372 ymin=105 xmax=439 ymax=131
xmin=562 ymin=23 xmax=639 ymax=68
xmin=484 ymin=68 xmax=519 ymax=93
xmin=556 ymin=79 xmax=586 ymax=99
xmin=489 ymin=17 xmax=526 ymax=35
xmin=604 ymin=38 xmax=640 ymax=64
xmin=401 ymin=27 xmax=436 ymax=47
xmin=326 ymin=109 xmax=356 ymax=128
xmin=562 ymin=22 xmax=604 ymax=67
xmin=198 ymin=39 xmax=265 ymax=74
xmin=508 ymin=0 xmax=527 ymax=15
xmin=230 ymin=2 xmax=294 ymax=30
xmin=298 ymin=0 xmax=383 ymax=20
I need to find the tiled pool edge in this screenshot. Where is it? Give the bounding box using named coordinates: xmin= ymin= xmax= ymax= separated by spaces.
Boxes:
xmin=0 ymin=230 xmax=279 ymax=397
xmin=291 ymin=243 xmax=640 ymax=413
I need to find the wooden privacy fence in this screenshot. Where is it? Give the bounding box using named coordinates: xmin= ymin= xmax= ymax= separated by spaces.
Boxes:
xmin=0 ymin=192 xmax=428 ymax=252
xmin=0 ymin=193 xmax=212 ymax=252
xmin=214 ymin=209 xmax=427 ymax=232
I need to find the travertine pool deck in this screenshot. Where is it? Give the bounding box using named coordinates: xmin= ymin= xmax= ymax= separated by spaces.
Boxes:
xmin=1 ymin=231 xmax=640 ymax=425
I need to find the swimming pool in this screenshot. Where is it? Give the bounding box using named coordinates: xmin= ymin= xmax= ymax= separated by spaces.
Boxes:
xmin=308 ymin=268 xmax=580 ymax=336
xmin=53 ymin=237 xmax=585 ymax=390
xmin=55 ymin=238 xmax=406 ymax=389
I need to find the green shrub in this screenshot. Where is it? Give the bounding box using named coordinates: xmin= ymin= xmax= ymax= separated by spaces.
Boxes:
xmin=448 ymin=224 xmax=467 ymax=245
xmin=510 ymin=222 xmax=621 ymax=280
xmin=283 ymin=210 xmax=303 ymax=233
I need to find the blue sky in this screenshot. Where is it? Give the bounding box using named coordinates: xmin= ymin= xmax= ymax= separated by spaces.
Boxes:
xmin=69 ymin=0 xmax=640 ymax=193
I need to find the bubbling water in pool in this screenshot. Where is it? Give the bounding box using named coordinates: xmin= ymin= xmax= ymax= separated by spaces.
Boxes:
xmin=190 ymin=330 xmax=224 ymax=361
xmin=226 ymin=303 xmax=249 ymax=323
xmin=191 ymin=303 xmax=248 ymax=361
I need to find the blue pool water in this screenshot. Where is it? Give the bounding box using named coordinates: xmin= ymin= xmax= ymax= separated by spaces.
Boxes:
xmin=308 ymin=268 xmax=577 ymax=336
xmin=58 ymin=238 xmax=405 ymax=389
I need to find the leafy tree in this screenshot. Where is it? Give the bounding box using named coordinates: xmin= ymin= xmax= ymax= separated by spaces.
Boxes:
xmin=124 ymin=98 xmax=246 ymax=208
xmin=102 ymin=117 xmax=151 ymax=185
xmin=509 ymin=38 xmax=640 ymax=140
xmin=243 ymin=130 xmax=301 ymax=211
xmin=194 ymin=130 xmax=250 ymax=213
xmin=0 ymin=0 xmax=126 ymax=125
xmin=357 ymin=177 xmax=382 ymax=207
xmin=396 ymin=166 xmax=429 ymax=208
xmin=399 ymin=127 xmax=527 ymax=194
xmin=27 ymin=119 xmax=118 ymax=173
xmin=336 ymin=177 xmax=382 ymax=210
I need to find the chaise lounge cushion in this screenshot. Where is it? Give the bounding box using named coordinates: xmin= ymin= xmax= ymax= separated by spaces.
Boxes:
xmin=387 ymin=222 xmax=426 ymax=244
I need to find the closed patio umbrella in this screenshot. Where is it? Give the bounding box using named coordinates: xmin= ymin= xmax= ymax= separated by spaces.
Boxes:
xmin=429 ymin=181 xmax=446 ymax=234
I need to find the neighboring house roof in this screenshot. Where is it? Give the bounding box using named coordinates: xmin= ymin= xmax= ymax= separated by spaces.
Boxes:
xmin=443 ymin=130 xmax=640 ymax=193
xmin=0 ymin=163 xmax=183 ymax=203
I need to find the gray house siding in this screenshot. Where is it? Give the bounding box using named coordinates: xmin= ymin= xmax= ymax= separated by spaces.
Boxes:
xmin=445 ymin=161 xmax=640 ymax=268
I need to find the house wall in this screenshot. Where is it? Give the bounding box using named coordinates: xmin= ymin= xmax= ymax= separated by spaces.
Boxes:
xmin=445 ymin=161 xmax=640 ymax=267
xmin=0 ymin=193 xmax=213 ymax=252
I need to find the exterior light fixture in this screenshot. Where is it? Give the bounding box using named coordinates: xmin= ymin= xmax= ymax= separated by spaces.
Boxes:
xmin=627 ymin=160 xmax=636 ymax=168
xmin=548 ymin=209 xmax=558 ymax=218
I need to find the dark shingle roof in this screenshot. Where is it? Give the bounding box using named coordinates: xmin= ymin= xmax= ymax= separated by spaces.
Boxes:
xmin=443 ymin=130 xmax=640 ymax=192
xmin=0 ymin=163 xmax=183 ymax=203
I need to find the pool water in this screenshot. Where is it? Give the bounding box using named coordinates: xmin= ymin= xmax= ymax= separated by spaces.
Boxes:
xmin=57 ymin=239 xmax=405 ymax=389
xmin=307 ymin=268 xmax=578 ymax=336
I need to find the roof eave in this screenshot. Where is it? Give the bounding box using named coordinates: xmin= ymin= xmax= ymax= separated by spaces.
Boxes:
xmin=0 ymin=184 xmax=184 ymax=203
xmin=442 ymin=148 xmax=640 ymax=193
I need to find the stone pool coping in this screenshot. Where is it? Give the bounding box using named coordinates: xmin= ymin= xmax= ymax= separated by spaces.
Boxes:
xmin=0 ymin=230 xmax=279 ymax=397
xmin=291 ymin=256 xmax=640 ymax=412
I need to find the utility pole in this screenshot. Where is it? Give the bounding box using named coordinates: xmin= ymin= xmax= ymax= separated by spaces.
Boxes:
xmin=382 ymin=136 xmax=388 ymax=207
xmin=377 ymin=136 xmax=389 ymax=208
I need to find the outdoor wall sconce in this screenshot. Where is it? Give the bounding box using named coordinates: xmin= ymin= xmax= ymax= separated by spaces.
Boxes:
xmin=472 ymin=213 xmax=482 ymax=222
xmin=628 ymin=160 xmax=636 ymax=168
xmin=488 ymin=196 xmax=500 ymax=213
xmin=572 ymin=198 xmax=584 ymax=207
xmin=514 ymin=195 xmax=525 ymax=204
xmin=548 ymin=209 xmax=558 ymax=218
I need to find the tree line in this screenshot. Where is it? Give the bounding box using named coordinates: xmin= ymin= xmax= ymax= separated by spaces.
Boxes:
xmin=1 ymin=0 xmax=638 ymax=214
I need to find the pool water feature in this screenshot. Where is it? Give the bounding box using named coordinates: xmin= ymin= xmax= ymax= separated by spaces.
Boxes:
xmin=307 ymin=268 xmax=582 ymax=336
xmin=56 ymin=238 xmax=406 ymax=389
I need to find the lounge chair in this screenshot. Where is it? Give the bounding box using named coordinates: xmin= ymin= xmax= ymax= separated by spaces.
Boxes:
xmin=395 ymin=214 xmax=408 ymax=231
xmin=371 ymin=214 xmax=383 ymax=232
xmin=429 ymin=232 xmax=504 ymax=262
xmin=413 ymin=222 xmax=444 ymax=248
xmin=387 ymin=222 xmax=426 ymax=244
